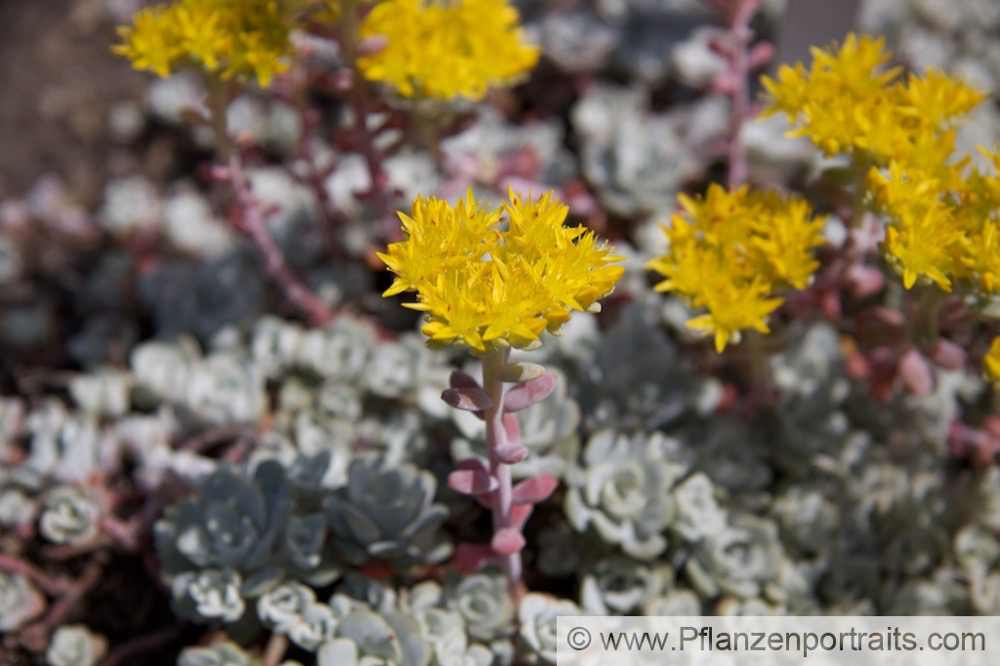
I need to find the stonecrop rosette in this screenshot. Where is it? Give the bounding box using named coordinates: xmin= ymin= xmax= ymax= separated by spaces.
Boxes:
xmin=379 ymin=190 xmax=624 ymax=353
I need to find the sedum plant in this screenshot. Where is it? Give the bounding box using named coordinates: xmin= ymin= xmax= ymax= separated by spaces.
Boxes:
xmin=155 ymin=457 xmax=343 ymax=623
xmin=646 ymin=184 xmax=826 ymax=352
xmin=324 ymin=457 xmax=452 ymax=568
xmin=357 ymin=0 xmax=540 ymax=101
xmin=564 ymin=429 xmax=687 ymax=560
xmin=379 ymin=188 xmax=623 ymax=587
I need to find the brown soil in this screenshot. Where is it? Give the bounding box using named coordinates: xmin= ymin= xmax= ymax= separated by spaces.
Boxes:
xmin=0 ymin=0 xmax=148 ymax=205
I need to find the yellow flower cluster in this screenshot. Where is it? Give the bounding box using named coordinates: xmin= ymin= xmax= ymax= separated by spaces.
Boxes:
xmin=379 ymin=189 xmax=624 ymax=353
xmin=357 ymin=0 xmax=540 ymax=100
xmin=646 ymin=184 xmax=825 ymax=352
xmin=763 ymin=33 xmax=999 ymax=295
xmin=987 ymin=337 xmax=1000 ymax=384
xmin=761 ymin=33 xmax=985 ymax=166
xmin=113 ymin=0 xmax=312 ymax=87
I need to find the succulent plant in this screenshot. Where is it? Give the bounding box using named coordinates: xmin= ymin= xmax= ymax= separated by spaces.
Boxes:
xmin=685 ymin=512 xmax=786 ymax=601
xmin=0 ymin=571 xmax=46 ymax=632
xmin=579 ymin=554 xmax=673 ymax=615
xmin=517 ymin=593 xmax=583 ymax=665
xmin=137 ymin=247 xmax=266 ymax=343
xmin=669 ymin=472 xmax=727 ymax=544
xmin=576 ymin=303 xmax=719 ymax=432
xmin=45 ymin=625 xmax=108 ymax=666
xmin=287 ymin=602 xmax=339 ymax=650
xmin=572 ymin=85 xmax=697 ymax=217
xmin=771 ymin=484 xmax=841 ymax=558
xmin=257 ymin=581 xmax=318 ymax=634
xmin=177 ymin=641 xmax=260 ymax=666
xmin=325 ymin=457 xmax=451 ymax=568
xmin=38 ymin=485 xmax=103 ymax=545
xmin=314 ymin=596 xmax=432 ymax=666
xmin=156 ymin=458 xmax=342 ymax=622
xmin=23 ymin=400 xmax=116 ymax=483
xmin=642 ymin=588 xmax=702 ymax=615
xmin=564 ymin=429 xmax=687 ymax=559
xmin=451 ymin=367 xmax=581 ymax=481
xmin=445 ymin=572 xmax=514 ymax=642
xmin=172 ymin=568 xmax=247 ymax=623
xmin=69 ymin=368 xmax=131 ymax=418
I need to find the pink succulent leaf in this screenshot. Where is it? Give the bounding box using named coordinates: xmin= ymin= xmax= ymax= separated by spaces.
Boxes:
xmin=442 ymin=387 xmax=493 ymax=412
xmin=511 ymin=504 xmax=534 ymax=532
xmin=503 ymin=413 xmax=521 ymax=442
xmin=846 ymin=264 xmax=885 ymax=298
xmin=448 ymin=468 xmax=499 ymax=495
xmin=455 ymin=458 xmax=489 ymax=473
xmin=503 ymin=372 xmax=557 ymax=413
xmin=712 ymin=71 xmax=741 ymax=94
xmin=491 ymin=528 xmax=526 ymax=555
xmin=452 ymin=543 xmax=496 ymax=573
xmin=899 ymin=347 xmax=934 ymax=397
xmin=495 ymin=443 xmax=530 ymax=465
xmin=928 ymin=339 xmax=966 ymax=370
xmin=748 ymin=41 xmax=775 ymax=69
xmin=449 ymin=370 xmax=482 ymax=390
xmin=511 ymin=474 xmax=559 ymax=505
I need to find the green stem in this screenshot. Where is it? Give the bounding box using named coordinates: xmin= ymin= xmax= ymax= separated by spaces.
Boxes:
xmin=745 ymin=328 xmax=774 ymax=404
xmin=206 ymin=74 xmax=231 ymax=164
xmin=481 ymin=348 xmax=521 ymax=588
xmin=909 ymin=286 xmax=945 ymax=351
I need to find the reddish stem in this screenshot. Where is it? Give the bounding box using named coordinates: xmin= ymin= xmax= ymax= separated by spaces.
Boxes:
xmin=228 ymin=151 xmax=336 ymax=326
xmin=481 ymin=349 xmax=522 ymax=587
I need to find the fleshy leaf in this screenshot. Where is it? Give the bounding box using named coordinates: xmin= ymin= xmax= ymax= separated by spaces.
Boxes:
xmin=503 ymin=413 xmax=520 ymax=442
xmin=452 ymin=543 xmax=496 ymax=573
xmin=511 ymin=474 xmax=558 ymax=505
xmin=499 ymin=362 xmax=546 ymax=383
xmin=899 ymin=347 xmax=933 ymax=396
xmin=442 ymin=387 xmax=493 ymax=412
xmin=491 ymin=528 xmax=526 ymax=555
xmin=511 ymin=504 xmax=533 ymax=532
xmin=450 ymin=370 xmax=482 ymax=390
xmin=502 ymin=372 xmax=557 ymax=412
xmin=496 ymin=443 xmax=529 ymax=464
xmin=448 ymin=469 xmax=499 ymax=495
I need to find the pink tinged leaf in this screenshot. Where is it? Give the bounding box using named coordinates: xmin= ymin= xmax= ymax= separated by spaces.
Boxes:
xmin=748 ymin=42 xmax=776 ymax=69
xmin=496 ymin=443 xmax=529 ymax=465
xmin=712 ymin=71 xmax=740 ymax=94
xmin=503 ymin=413 xmax=520 ymax=442
xmin=442 ymin=388 xmax=492 ymax=412
xmin=449 ymin=370 xmax=482 ymax=390
xmin=511 ymin=474 xmax=559 ymax=505
xmin=928 ymin=339 xmax=966 ymax=370
xmin=846 ymin=264 xmax=885 ymax=298
xmin=491 ymin=528 xmax=526 ymax=555
xmin=511 ymin=504 xmax=533 ymax=532
xmin=448 ymin=468 xmax=499 ymax=495
xmin=452 ymin=543 xmax=496 ymax=573
xmin=899 ymin=348 xmax=934 ymax=397
xmin=503 ymin=372 xmax=557 ymax=413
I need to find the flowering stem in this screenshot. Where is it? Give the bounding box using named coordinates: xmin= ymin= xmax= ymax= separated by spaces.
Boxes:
xmin=227 ymin=152 xmax=336 ymax=326
xmin=744 ymin=328 xmax=775 ymax=405
xmin=724 ymin=2 xmax=760 ymax=189
xmin=481 ymin=348 xmax=522 ymax=587
xmin=203 ymin=73 xmax=335 ymax=326
xmin=909 ymin=286 xmax=945 ymax=351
